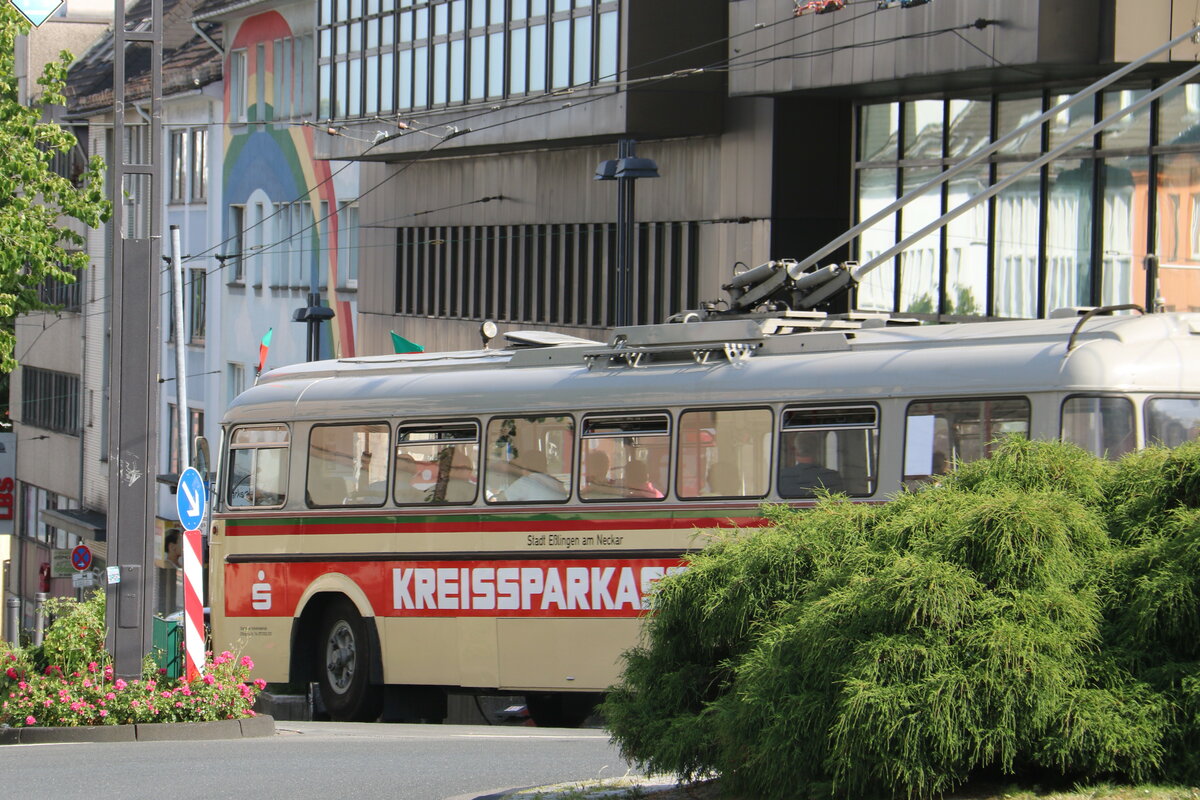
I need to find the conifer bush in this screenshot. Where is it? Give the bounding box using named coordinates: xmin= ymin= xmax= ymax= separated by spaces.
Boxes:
xmin=604 ymin=437 xmax=1200 ymax=799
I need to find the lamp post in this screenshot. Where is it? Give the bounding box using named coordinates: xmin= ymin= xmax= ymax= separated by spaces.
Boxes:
xmin=595 ymin=139 xmax=659 ymax=328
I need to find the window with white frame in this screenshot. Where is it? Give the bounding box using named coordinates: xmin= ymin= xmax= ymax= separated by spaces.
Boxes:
xmin=338 ymin=201 xmax=359 ymax=288
xmin=189 ymin=267 xmax=207 ymax=342
xmin=190 ymin=128 xmax=207 ymax=201
xmin=170 ymin=129 xmax=186 ymax=203
xmin=227 ymin=362 xmax=246 ymax=405
xmin=230 ymin=50 xmax=248 ymax=123
xmin=229 ymin=204 xmax=246 ymax=283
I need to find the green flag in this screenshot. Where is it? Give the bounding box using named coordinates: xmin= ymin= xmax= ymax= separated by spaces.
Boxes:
xmin=390 ymin=331 xmax=424 ymax=354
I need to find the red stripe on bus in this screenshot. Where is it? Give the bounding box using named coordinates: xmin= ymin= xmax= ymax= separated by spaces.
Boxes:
xmin=225 ymin=557 xmax=690 ymax=619
xmin=223 ymin=515 xmax=768 ymax=536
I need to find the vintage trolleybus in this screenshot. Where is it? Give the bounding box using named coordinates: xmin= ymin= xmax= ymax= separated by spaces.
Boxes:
xmin=208 ymin=305 xmax=1200 ymax=724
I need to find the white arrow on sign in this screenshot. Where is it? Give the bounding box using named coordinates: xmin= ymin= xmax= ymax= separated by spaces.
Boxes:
xmin=181 ymin=478 xmax=201 ymax=521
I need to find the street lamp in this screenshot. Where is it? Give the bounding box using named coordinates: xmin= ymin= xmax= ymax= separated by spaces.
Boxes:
xmin=595 ymin=138 xmax=659 ymax=328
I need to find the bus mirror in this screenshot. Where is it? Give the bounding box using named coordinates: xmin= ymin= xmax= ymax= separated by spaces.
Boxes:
xmin=194 ymin=436 xmax=211 ymax=484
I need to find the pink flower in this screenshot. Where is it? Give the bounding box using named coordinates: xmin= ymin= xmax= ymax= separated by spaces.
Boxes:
xmin=114 ymin=679 xmax=127 ymax=691
xmin=105 ymin=692 xmax=115 ymax=700
xmin=87 ymin=662 xmax=98 ymax=673
xmin=82 ymin=679 xmax=92 ymax=688
xmin=5 ymin=667 xmax=17 ymax=679
xmin=99 ymin=709 xmax=107 ymax=718
xmin=17 ymin=681 xmax=26 ymax=690
xmin=253 ymin=679 xmax=266 ymax=690
xmin=161 ymin=691 xmax=172 ymax=699
xmin=202 ymin=674 xmax=215 ymax=686
xmin=240 ymin=656 xmax=254 ymax=668
xmin=24 ymin=715 xmax=36 ymax=725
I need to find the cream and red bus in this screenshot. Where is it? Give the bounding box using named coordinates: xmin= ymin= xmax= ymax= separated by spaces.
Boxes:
xmin=207 ymin=307 xmax=1200 ymax=723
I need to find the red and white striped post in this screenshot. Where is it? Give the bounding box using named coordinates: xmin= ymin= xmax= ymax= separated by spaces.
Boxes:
xmin=182 ymin=527 xmax=205 ymax=681
xmin=176 ymin=467 xmax=208 ymax=681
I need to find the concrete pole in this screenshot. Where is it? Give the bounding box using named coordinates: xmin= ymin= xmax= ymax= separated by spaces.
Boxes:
xmin=5 ymin=596 xmax=19 ymax=644
xmin=33 ymin=592 xmax=46 ymax=646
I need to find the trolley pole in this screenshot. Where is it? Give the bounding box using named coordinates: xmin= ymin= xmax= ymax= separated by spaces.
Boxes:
xmin=170 ymin=226 xmax=189 ymax=469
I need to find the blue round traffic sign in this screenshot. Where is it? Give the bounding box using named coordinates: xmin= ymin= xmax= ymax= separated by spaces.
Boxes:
xmin=176 ymin=467 xmax=208 ymax=531
xmin=71 ymin=544 xmax=92 ymax=572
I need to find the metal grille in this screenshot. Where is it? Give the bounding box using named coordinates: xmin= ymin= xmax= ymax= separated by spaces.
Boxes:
xmin=395 ymin=221 xmax=698 ymax=327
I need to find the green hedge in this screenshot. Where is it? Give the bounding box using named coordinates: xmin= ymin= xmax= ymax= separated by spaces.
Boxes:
xmin=603 ymin=437 xmax=1200 ymax=799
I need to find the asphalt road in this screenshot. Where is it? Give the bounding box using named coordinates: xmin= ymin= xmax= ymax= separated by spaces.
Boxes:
xmin=0 ymin=721 xmax=641 ymax=800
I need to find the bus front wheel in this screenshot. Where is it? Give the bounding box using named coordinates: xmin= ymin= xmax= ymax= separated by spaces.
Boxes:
xmin=316 ymin=598 xmax=383 ymax=722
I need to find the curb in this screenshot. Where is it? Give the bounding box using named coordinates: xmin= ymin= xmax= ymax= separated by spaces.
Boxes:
xmin=0 ymin=714 xmax=275 ymax=745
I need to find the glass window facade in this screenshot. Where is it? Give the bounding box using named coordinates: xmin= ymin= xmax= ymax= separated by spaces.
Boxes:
xmin=853 ymin=81 xmax=1200 ymax=318
xmin=318 ymin=0 xmax=618 ymax=120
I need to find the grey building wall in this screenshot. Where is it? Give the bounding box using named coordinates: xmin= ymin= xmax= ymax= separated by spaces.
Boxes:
xmin=728 ymin=0 xmax=1199 ymax=100
xmin=357 ymin=96 xmax=777 ymax=355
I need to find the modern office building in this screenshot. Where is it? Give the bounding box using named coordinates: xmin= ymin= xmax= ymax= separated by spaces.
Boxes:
xmin=304 ymin=0 xmax=1200 ymax=355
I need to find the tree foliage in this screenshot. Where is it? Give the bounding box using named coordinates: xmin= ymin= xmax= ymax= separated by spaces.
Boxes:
xmin=0 ymin=5 xmax=110 ymax=372
xmin=604 ymin=438 xmax=1200 ymax=799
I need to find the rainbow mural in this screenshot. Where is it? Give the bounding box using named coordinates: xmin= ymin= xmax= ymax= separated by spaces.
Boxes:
xmin=222 ymin=11 xmax=355 ymax=359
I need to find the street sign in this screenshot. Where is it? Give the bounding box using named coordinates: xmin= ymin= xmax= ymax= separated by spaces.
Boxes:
xmin=72 ymin=571 xmax=96 ymax=589
xmin=8 ymin=0 xmax=64 ymax=26
xmin=51 ymin=549 xmax=74 ymax=578
xmin=176 ymin=467 xmax=207 ymax=531
xmin=70 ymin=544 xmax=92 ymax=572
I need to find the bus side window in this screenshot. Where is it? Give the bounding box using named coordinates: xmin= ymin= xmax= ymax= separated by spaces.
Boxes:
xmin=903 ymin=397 xmax=1030 ymax=486
xmin=579 ymin=413 xmax=670 ymax=502
xmin=1062 ymin=395 xmax=1135 ymax=458
xmin=1145 ymin=396 xmax=1200 ymax=449
xmin=484 ymin=416 xmax=574 ymax=503
xmin=226 ymin=425 xmax=290 ymax=509
xmin=396 ymin=421 xmax=480 ymax=505
xmin=777 ymin=406 xmax=878 ymax=498
xmin=307 ymin=423 xmax=390 ymax=508
xmin=676 ymin=408 xmax=772 ymax=499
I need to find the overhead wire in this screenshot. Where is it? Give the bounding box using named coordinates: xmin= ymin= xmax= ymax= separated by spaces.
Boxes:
xmin=30 ymin=0 xmax=999 ymax=342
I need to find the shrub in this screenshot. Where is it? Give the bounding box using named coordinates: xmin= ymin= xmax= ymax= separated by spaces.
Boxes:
xmin=0 ymin=592 xmax=264 ymax=727
xmin=605 ymin=438 xmax=1197 ymax=799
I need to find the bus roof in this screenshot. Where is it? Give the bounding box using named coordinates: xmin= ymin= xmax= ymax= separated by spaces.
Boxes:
xmin=223 ymin=312 xmax=1200 ymax=425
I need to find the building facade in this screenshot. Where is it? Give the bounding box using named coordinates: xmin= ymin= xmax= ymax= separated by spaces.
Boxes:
xmin=194 ymin=0 xmax=363 ymax=379
xmin=304 ymin=0 xmax=1200 ymax=356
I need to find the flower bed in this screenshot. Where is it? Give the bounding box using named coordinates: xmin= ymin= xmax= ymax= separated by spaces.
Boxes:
xmin=1 ymin=592 xmax=264 ymax=727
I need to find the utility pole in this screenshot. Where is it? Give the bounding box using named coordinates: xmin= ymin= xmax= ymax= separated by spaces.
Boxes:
xmin=293 ymin=218 xmax=334 ymax=361
xmin=107 ymin=0 xmax=163 ymax=677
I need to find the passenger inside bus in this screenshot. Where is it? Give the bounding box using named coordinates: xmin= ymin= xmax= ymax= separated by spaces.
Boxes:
xmin=778 ymin=431 xmax=843 ymax=497
xmin=504 ymin=449 xmax=568 ymax=502
xmin=622 ymin=460 xmax=663 ymax=499
xmin=705 ymin=460 xmax=741 ymax=496
xmin=394 ymin=455 xmax=427 ymax=503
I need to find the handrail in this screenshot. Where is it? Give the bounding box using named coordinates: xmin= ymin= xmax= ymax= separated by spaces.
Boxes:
xmin=1066 ymin=305 xmax=1145 ymax=354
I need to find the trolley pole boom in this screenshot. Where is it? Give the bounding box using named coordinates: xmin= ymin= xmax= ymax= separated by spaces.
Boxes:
xmin=852 ymin=57 xmax=1200 ymax=285
xmin=790 ymin=21 xmax=1200 ymax=278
